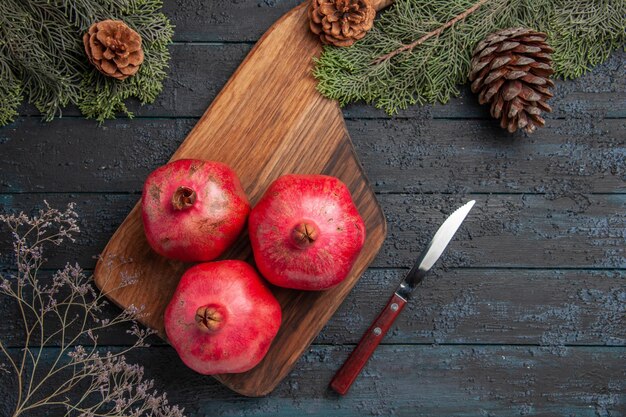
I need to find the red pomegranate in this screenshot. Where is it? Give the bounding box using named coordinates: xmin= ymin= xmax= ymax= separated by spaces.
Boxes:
xmin=141 ymin=159 xmax=250 ymax=262
xmin=164 ymin=260 xmax=282 ymax=375
xmin=249 ymin=174 xmax=366 ymax=291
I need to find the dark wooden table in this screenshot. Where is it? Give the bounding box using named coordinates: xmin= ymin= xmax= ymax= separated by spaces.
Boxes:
xmin=1 ymin=1 xmax=624 ymax=415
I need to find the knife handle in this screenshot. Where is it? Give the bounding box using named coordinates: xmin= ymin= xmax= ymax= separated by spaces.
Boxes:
xmin=330 ymin=292 xmax=407 ymax=395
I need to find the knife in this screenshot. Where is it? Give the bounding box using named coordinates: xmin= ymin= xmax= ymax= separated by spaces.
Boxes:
xmin=330 ymin=200 xmax=476 ymax=395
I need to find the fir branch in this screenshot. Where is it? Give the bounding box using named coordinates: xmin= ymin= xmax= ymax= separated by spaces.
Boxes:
xmin=0 ymin=0 xmax=173 ymax=126
xmin=0 ymin=66 xmax=21 ymax=126
xmin=372 ymin=0 xmax=489 ymax=65
xmin=314 ymin=0 xmax=626 ymax=114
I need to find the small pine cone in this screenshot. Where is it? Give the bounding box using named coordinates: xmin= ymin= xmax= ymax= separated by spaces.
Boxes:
xmin=83 ymin=20 xmax=144 ymax=80
xmin=469 ymin=28 xmax=555 ymax=134
xmin=309 ymin=0 xmax=375 ymax=47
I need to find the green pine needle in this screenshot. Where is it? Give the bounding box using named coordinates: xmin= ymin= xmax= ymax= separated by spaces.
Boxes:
xmin=313 ymin=0 xmax=626 ymax=115
xmin=0 ymin=0 xmax=173 ymax=126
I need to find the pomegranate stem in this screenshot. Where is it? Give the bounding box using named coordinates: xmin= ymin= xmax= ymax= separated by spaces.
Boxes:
xmin=195 ymin=305 xmax=225 ymax=332
xmin=172 ymin=186 xmax=196 ymax=210
xmin=291 ymin=222 xmax=319 ymax=248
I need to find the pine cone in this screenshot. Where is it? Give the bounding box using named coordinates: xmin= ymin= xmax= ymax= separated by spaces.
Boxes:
xmin=83 ymin=20 xmax=144 ymax=80
xmin=469 ymin=28 xmax=554 ymax=134
xmin=309 ymin=0 xmax=375 ymax=47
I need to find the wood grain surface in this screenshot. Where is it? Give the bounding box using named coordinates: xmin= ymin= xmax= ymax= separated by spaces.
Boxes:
xmin=1 ymin=0 xmax=624 ymax=414
xmin=92 ymin=2 xmax=386 ymax=397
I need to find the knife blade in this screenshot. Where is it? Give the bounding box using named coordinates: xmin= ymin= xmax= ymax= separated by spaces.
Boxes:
xmin=395 ymin=199 xmax=476 ymax=300
xmin=330 ymin=200 xmax=476 ymax=395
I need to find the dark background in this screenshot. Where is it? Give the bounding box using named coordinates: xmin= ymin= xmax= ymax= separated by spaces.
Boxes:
xmin=0 ymin=0 xmax=624 ymax=415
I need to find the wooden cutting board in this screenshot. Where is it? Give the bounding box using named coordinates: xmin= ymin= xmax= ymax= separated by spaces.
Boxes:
xmin=94 ymin=0 xmax=390 ymax=397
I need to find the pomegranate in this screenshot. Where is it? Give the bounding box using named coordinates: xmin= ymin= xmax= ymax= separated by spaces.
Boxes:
xmin=164 ymin=260 xmax=282 ymax=374
xmin=141 ymin=159 xmax=250 ymax=262
xmin=249 ymin=174 xmax=366 ymax=291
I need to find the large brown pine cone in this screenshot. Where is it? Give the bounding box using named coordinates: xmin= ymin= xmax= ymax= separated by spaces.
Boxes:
xmin=309 ymin=0 xmax=376 ymax=47
xmin=83 ymin=20 xmax=144 ymax=80
xmin=469 ymin=28 xmax=554 ymax=134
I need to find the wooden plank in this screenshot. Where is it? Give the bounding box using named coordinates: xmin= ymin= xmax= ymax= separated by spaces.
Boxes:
xmin=0 ymin=345 xmax=624 ymax=415
xmin=165 ymin=0 xmax=302 ymax=42
xmin=15 ymin=47 xmax=626 ymax=119
xmin=350 ymin=118 xmax=626 ymax=195
xmin=1 ymin=118 xmax=624 ymax=194
xmin=1 ymin=269 xmax=623 ymax=348
xmin=0 ymin=193 xmax=623 ymax=270
xmin=379 ymin=193 xmax=626 ymax=269
xmin=0 ymin=118 xmax=191 ymax=193
xmin=324 ymin=268 xmax=626 ymax=348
